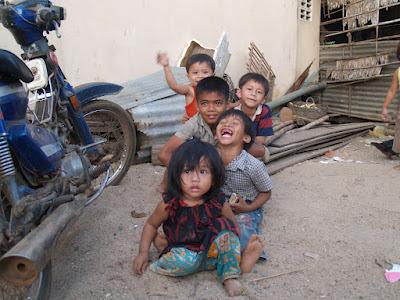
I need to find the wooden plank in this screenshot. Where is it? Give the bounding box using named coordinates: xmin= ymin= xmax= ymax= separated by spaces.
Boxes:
xmin=288 ymin=115 xmax=330 ymax=133
xmin=270 ymin=123 xmax=374 ymax=147
xmin=268 ymin=130 xmax=363 ymax=159
xmin=267 ymin=141 xmax=350 ymax=175
xmin=273 ymin=120 xmax=294 ymax=132
xmin=265 ymin=124 xmax=296 ymax=146
xmin=151 ymin=144 xmax=164 ymax=166
xmin=268 ymin=126 xmax=372 ymax=154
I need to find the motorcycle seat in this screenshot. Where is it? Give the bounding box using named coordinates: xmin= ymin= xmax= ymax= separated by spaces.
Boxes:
xmin=0 ymin=49 xmax=33 ymax=83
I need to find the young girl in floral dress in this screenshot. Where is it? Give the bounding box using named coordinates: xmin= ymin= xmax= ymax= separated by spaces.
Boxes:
xmin=132 ymin=139 xmax=244 ymax=296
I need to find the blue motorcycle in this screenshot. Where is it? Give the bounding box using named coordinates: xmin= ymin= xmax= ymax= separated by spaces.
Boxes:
xmin=0 ymin=0 xmax=136 ymax=298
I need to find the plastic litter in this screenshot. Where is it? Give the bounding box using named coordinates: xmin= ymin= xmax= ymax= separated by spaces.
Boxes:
xmin=385 ymin=264 xmax=400 ymax=283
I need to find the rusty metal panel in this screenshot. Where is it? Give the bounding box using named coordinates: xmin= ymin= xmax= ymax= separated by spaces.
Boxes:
xmin=318 ymin=40 xmax=400 ymax=121
xmin=128 ymin=94 xmax=185 ymax=160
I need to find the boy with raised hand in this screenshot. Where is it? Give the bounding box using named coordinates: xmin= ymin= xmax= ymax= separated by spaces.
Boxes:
xmin=234 ymin=73 xmax=274 ymax=161
xmin=216 ymin=109 xmax=272 ymax=271
xmin=157 ymin=53 xmax=215 ymax=121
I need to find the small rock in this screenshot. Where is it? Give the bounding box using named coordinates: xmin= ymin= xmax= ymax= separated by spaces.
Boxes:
xmin=131 ymin=210 xmax=146 ymax=218
xmin=303 ymin=251 xmax=320 ymax=259
xmin=105 ymin=293 xmax=111 ymax=298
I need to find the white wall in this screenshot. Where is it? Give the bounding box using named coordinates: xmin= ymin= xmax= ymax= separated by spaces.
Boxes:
xmin=296 ymin=0 xmax=321 ymax=82
xmin=0 ymin=0 xmax=317 ymax=99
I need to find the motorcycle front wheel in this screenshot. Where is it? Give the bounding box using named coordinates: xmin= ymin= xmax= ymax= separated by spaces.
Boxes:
xmin=82 ymin=100 xmax=136 ymax=186
xmin=0 ymin=262 xmax=52 ymax=300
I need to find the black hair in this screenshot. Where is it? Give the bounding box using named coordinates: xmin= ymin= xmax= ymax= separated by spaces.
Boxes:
xmin=165 ymin=138 xmax=225 ymax=202
xmin=238 ymin=72 xmax=269 ymax=96
xmin=186 ymin=53 xmax=216 ymax=72
xmin=195 ymin=76 xmax=229 ymax=102
xmin=216 ymin=109 xmax=255 ymax=151
xmin=397 ymin=41 xmax=400 ymax=61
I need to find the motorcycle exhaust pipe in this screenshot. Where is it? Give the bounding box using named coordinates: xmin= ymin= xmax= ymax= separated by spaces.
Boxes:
xmin=0 ymin=197 xmax=85 ymax=286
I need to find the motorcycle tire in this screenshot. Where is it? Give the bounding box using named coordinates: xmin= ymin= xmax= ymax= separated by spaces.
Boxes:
xmin=82 ymin=100 xmax=136 ymax=186
xmin=0 ymin=261 xmax=52 ymax=300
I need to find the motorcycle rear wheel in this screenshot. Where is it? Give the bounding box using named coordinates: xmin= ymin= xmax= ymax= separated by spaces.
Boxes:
xmin=0 ymin=262 xmax=52 ymax=300
xmin=82 ymin=100 xmax=136 ymax=186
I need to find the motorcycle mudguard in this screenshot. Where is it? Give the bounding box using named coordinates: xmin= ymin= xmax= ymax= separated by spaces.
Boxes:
xmin=74 ymin=82 xmax=123 ymax=106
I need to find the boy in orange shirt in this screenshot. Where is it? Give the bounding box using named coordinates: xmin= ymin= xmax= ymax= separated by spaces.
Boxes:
xmin=157 ymin=53 xmax=215 ymax=121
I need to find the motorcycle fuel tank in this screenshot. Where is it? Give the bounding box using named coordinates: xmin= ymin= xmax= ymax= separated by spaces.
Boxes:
xmin=8 ymin=123 xmax=64 ymax=176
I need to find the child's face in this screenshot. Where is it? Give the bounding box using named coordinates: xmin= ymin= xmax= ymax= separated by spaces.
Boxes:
xmin=215 ymin=115 xmax=251 ymax=147
xmin=188 ymin=62 xmax=213 ymax=87
xmin=237 ymin=80 xmax=266 ymax=110
xmin=197 ymin=91 xmax=227 ymax=126
xmin=180 ymin=158 xmax=212 ymax=202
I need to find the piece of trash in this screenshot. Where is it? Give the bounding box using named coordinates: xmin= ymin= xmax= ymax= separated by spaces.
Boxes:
xmin=369 ymin=126 xmax=386 ymax=138
xmin=131 ymin=210 xmax=146 ymax=218
xmin=320 ymin=156 xmax=364 ymax=164
xmin=324 ymin=150 xmax=336 ymax=159
xmin=105 ymin=293 xmax=112 ymax=298
xmin=133 ymin=224 xmax=139 ymax=229
xmin=385 ymin=264 xmax=400 ymax=283
xmin=303 ymin=252 xmax=319 ymax=260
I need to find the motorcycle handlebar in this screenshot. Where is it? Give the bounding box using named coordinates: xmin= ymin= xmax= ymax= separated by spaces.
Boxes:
xmin=36 ymin=5 xmax=65 ymax=25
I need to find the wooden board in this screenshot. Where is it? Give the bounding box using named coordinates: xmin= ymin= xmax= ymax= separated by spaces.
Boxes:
xmin=270 ymin=122 xmax=374 ymax=147
xmin=267 ymin=141 xmax=350 ymax=175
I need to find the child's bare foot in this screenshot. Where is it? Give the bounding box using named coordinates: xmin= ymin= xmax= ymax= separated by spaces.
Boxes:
xmin=241 ymin=235 xmax=264 ymax=273
xmin=223 ymin=278 xmax=245 ymax=297
xmin=153 ymin=232 xmax=168 ymax=253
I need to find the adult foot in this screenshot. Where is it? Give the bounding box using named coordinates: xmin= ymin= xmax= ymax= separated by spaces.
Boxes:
xmin=241 ymin=235 xmax=264 ymax=273
xmin=223 ymin=278 xmax=245 ymax=297
xmin=153 ymin=232 xmax=168 ymax=253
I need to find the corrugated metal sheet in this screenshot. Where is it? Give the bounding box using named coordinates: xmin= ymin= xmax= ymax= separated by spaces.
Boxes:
xmin=129 ymin=94 xmax=184 ymax=150
xmin=108 ymin=67 xmax=188 ymax=161
xmin=318 ymin=40 xmax=400 ymax=121
xmin=108 ymin=67 xmax=188 ymax=110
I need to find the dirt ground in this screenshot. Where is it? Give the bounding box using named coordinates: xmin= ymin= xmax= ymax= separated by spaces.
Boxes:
xmin=51 ymin=136 xmax=400 ymax=300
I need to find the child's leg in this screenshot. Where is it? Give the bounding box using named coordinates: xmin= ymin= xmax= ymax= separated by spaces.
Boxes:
xmin=149 ymin=247 xmax=204 ymax=277
xmin=236 ymin=209 xmax=266 ymax=260
xmin=241 ymin=235 xmax=264 ymax=273
xmin=202 ymin=230 xmax=244 ymax=296
xmin=153 ymin=231 xmax=168 ymax=253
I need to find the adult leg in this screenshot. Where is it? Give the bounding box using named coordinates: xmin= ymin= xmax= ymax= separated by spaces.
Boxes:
xmin=392 ymin=113 xmax=400 ymax=153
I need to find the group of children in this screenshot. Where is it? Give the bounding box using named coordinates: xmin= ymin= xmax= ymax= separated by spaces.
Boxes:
xmin=133 ymin=53 xmax=274 ymax=296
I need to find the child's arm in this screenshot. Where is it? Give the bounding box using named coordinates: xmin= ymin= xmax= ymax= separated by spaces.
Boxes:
xmin=230 ymin=191 xmax=271 ymax=214
xmin=158 ymin=135 xmax=185 ymax=166
xmin=133 ymin=201 xmax=168 ymax=275
xmin=157 ymin=52 xmax=192 ymax=96
xmin=248 ymin=104 xmax=274 ymax=158
xmin=247 ymin=141 xmax=266 ymax=158
xmin=221 ymin=201 xmax=239 ymax=233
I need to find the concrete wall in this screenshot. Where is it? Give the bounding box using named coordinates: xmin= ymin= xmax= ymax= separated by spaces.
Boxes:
xmin=296 ymin=0 xmax=321 ymax=82
xmin=0 ymin=0 xmax=320 ymax=99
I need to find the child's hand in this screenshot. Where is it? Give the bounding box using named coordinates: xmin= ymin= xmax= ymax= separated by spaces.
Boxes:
xmin=230 ymin=195 xmax=251 ymax=214
xmin=132 ymin=253 xmax=149 ymax=275
xmin=157 ymin=52 xmax=169 ymax=67
xmin=181 ymin=113 xmax=190 ymax=123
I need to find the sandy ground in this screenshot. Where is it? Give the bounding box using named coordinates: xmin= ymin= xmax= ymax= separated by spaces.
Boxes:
xmin=51 ymin=136 xmax=400 ymax=300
